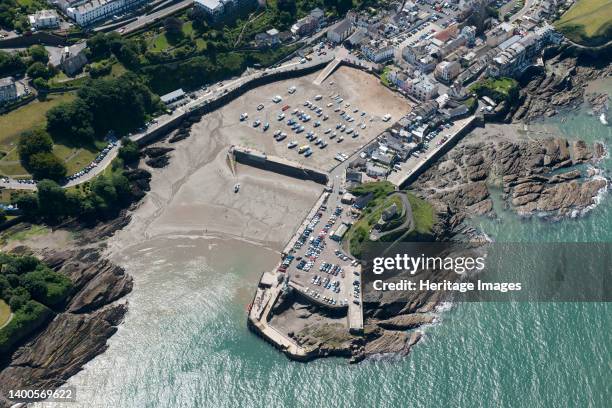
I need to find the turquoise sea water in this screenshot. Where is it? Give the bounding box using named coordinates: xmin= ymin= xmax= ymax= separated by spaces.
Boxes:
xmin=54 ymin=108 xmax=611 ymax=408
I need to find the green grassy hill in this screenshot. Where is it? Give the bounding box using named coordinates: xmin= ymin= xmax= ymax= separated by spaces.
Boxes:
xmin=555 ymin=0 xmax=612 ymax=46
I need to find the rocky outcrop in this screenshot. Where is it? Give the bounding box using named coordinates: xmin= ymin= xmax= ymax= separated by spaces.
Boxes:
xmin=376 ymin=314 xmax=435 ymax=331
xmin=143 ymin=147 xmax=173 ymax=169
xmin=512 ymin=55 xmax=612 ymax=122
xmin=364 ymin=328 xmax=422 ymax=356
xmin=413 ymin=136 xmax=608 ymax=220
xmin=586 ymin=93 xmax=609 ymax=116
xmin=0 ymin=304 xmax=126 ymax=395
xmin=0 ymin=249 xmax=132 ymax=407
xmin=124 ymin=168 xmax=152 ymax=201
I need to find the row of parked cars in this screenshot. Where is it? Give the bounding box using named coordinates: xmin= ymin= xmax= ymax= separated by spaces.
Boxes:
xmin=8 ymin=139 xmax=118 ymax=186
xmin=303 ymin=287 xmax=345 ymax=306
xmin=311 ymin=275 xmax=341 ymax=294
xmin=65 ymin=140 xmax=118 ymax=183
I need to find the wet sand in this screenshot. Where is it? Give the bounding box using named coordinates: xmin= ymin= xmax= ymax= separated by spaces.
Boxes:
xmin=109 ymin=66 xmax=411 ymax=251
xmin=109 ymin=114 xmax=323 ymax=252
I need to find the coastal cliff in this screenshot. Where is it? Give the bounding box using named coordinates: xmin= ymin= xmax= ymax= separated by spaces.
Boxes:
xmin=511 ymin=52 xmax=611 ymax=122
xmin=0 ymin=241 xmax=133 ymax=407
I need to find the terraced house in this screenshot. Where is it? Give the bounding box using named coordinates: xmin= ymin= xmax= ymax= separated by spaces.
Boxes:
xmin=60 ymin=0 xmax=146 ymax=26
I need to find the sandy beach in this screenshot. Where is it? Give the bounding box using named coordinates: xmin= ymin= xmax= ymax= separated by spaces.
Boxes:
xmin=109 ymin=66 xmax=412 ymax=252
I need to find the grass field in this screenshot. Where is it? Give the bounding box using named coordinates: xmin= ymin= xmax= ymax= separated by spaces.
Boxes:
xmin=406 ymin=193 xmax=435 ymax=235
xmin=555 ymin=0 xmax=612 ymax=45
xmin=0 ymin=300 xmax=11 ymax=329
xmin=0 ymin=93 xmax=106 ymax=177
xmin=0 ymin=93 xmax=76 ymax=152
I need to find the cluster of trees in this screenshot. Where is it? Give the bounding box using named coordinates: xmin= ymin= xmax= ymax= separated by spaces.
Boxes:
xmin=0 ymin=46 xmax=56 ymax=90
xmin=0 ymin=46 xmax=52 ymax=79
xmin=142 ymin=45 xmax=296 ymax=94
xmin=45 ymin=72 xmax=161 ymax=145
xmin=0 ymin=253 xmax=72 ymax=353
xmin=14 ymin=168 xmax=139 ymax=224
xmin=87 ymin=32 xmax=146 ymax=69
xmin=0 ymin=50 xmax=26 ymax=77
xmin=0 ymin=0 xmax=31 ymax=32
xmin=17 ymin=130 xmax=66 ymax=181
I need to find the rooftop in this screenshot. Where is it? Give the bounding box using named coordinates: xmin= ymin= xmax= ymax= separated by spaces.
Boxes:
xmin=160 ymin=88 xmax=185 ymax=103
xmin=0 ymin=76 xmax=15 ymax=86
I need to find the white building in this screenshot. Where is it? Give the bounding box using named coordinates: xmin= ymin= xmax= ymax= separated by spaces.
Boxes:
xmin=195 ymin=0 xmax=223 ymax=17
xmin=67 ymin=0 xmax=145 ymax=26
xmin=361 ymin=40 xmax=394 ymax=63
xmin=0 ymin=77 xmax=18 ymax=104
xmin=406 ymin=76 xmax=438 ymax=101
xmin=434 ymin=60 xmax=462 ymax=83
xmin=194 ymin=0 xmax=258 ymax=22
xmin=486 ymin=22 xmax=515 ymax=47
xmin=28 ymin=10 xmax=60 ymax=29
xmin=327 ymin=19 xmax=354 ymax=43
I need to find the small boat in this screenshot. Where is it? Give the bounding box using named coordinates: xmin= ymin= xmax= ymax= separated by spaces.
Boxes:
xmin=234 ymin=183 xmax=240 ymax=193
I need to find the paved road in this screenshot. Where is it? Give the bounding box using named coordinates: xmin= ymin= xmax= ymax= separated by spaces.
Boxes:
xmin=115 ymin=0 xmax=193 ymax=35
xmin=0 ymin=144 xmax=119 ymax=190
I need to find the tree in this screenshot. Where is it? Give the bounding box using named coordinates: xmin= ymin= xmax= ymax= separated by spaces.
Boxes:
xmin=27 ymin=152 xmax=67 ymax=181
xmin=276 ymin=0 xmax=297 ymax=16
xmin=8 ymin=287 xmax=30 ymax=311
xmin=0 ymin=0 xmax=17 ymax=30
xmin=26 ymin=61 xmax=51 ymax=79
xmin=13 ymin=194 xmax=38 ymax=218
xmin=29 ymin=45 xmax=49 ymax=64
xmin=36 ymin=179 xmax=67 ymax=219
xmin=32 ymin=77 xmax=49 ymax=90
xmin=116 ymin=43 xmax=140 ymax=68
xmin=17 ymin=129 xmax=53 ymax=162
xmin=87 ymin=32 xmax=113 ymax=60
xmin=0 ymin=50 xmax=26 ymax=77
xmin=164 ymin=17 xmax=184 ymax=38
xmin=118 ymin=137 xmax=140 ymax=164
xmin=46 ymin=99 xmax=95 ymax=143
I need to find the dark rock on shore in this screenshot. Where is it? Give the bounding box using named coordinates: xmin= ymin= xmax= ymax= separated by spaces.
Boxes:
xmin=124 ymin=168 xmax=152 ymax=200
xmin=512 ymin=55 xmax=611 ymax=122
xmin=143 ymin=147 xmax=174 ymax=158
xmin=0 ymin=248 xmax=132 ymax=408
xmin=0 ymin=304 xmax=126 ymax=403
xmin=169 ymin=129 xmax=191 ymax=143
xmin=143 ymin=146 xmax=173 ymax=168
xmin=586 ymin=93 xmax=609 ymax=116
xmin=146 ymin=155 xmax=171 ymax=168
xmin=413 ymin=136 xmax=608 ymax=221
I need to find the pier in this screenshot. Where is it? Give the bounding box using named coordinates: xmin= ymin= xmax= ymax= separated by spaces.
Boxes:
xmin=231 ymin=146 xmax=329 ymax=185
xmin=387 ymin=116 xmax=479 ymax=188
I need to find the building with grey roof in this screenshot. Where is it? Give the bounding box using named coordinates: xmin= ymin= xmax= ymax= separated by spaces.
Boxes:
xmin=0 ymin=77 xmax=18 ymax=104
